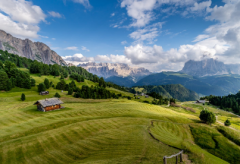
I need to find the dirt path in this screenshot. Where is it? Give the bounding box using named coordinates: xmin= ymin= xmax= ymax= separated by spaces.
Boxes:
xmin=216 ymin=116 xmax=237 ymax=131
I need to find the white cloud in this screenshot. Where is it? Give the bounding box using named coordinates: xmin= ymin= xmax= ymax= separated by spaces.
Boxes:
xmin=111 ymin=13 xmax=115 ymax=17
xmin=121 ymin=0 xmax=157 ymax=27
xmin=129 ymin=22 xmax=164 ymax=44
xmin=65 ymin=46 xmax=78 ymax=50
xmin=52 ymin=38 xmax=56 ymax=40
xmin=63 ymin=53 xmax=94 ymax=63
xmin=0 ymin=0 xmax=46 ymax=39
xmin=0 ymin=13 xmax=39 ymax=39
xmin=193 ymin=34 xmax=209 ymax=42
xmin=72 ymin=0 xmax=92 ymax=9
xmin=48 ymin=11 xmax=62 ymax=18
xmin=121 ymin=41 xmax=127 ymax=45
xmin=39 ymin=35 xmax=49 ymax=39
xmin=81 ymin=46 xmax=90 ymax=52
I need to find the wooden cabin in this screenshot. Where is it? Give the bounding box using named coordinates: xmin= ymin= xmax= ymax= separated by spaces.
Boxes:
xmin=39 ymin=91 xmax=49 ymax=95
xmin=34 ymin=98 xmax=64 ymax=112
xmin=196 ymin=100 xmax=206 ymax=104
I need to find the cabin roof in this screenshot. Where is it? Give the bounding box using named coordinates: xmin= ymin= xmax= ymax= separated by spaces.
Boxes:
xmin=197 ymin=100 xmax=206 ymax=103
xmin=34 ymin=98 xmax=63 ymax=107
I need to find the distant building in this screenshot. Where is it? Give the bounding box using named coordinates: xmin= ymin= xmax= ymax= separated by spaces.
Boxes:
xmin=138 ymin=97 xmax=140 ymax=99
xmin=39 ymin=91 xmax=49 ymax=95
xmin=196 ymin=100 xmax=206 ymax=103
xmin=145 ymin=95 xmax=149 ymax=98
xmin=34 ymin=98 xmax=64 ymax=112
xmin=141 ymin=93 xmax=145 ymax=96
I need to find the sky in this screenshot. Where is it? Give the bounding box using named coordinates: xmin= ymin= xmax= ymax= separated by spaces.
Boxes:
xmin=0 ymin=0 xmax=239 ymax=72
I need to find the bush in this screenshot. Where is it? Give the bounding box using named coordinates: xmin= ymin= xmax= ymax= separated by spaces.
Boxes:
xmin=143 ymin=100 xmax=149 ymax=103
xmin=224 ymin=119 xmax=231 ymax=126
xmin=54 ymin=92 xmax=61 ymax=98
xmin=38 ymin=83 xmax=46 ymax=92
xmin=44 ymin=78 xmax=50 ymax=89
xmin=199 ymin=110 xmax=216 ymax=125
xmin=68 ymin=88 xmax=73 ymax=95
xmin=21 ymin=93 xmax=25 ymax=101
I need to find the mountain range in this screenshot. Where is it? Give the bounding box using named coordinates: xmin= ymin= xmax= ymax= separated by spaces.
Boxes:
xmin=78 ymin=62 xmax=151 ymax=81
xmin=0 ymin=30 xmax=67 ymax=66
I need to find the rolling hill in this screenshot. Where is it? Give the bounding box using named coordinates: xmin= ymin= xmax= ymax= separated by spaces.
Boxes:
xmin=134 ymin=72 xmax=240 ymax=96
xmin=132 ymin=84 xmax=199 ymax=101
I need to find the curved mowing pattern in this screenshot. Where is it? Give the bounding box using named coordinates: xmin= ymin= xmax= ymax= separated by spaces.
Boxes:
xmin=150 ymin=121 xmax=193 ymax=149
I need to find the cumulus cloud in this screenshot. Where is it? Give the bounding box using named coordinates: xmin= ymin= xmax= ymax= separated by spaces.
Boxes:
xmin=63 ymin=53 xmax=94 ymax=63
xmin=72 ymin=0 xmax=92 ymax=9
xmin=65 ymin=46 xmax=78 ymax=50
xmin=81 ymin=46 xmax=90 ymax=52
xmin=63 ymin=53 xmax=131 ymax=65
xmin=0 ymin=0 xmax=46 ymax=39
xmin=48 ymin=11 xmax=62 ymax=18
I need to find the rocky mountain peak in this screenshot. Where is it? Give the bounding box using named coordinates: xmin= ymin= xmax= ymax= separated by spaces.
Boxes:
xmin=0 ymin=30 xmax=67 ymax=66
xmin=78 ymin=62 xmax=151 ymax=78
xmin=181 ymin=58 xmax=229 ymax=77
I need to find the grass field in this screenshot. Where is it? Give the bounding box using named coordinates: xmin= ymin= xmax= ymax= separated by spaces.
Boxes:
xmin=0 ymin=74 xmax=240 ymax=163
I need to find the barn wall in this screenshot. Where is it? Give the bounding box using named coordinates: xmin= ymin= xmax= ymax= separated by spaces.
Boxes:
xmin=45 ymin=105 xmax=61 ymax=111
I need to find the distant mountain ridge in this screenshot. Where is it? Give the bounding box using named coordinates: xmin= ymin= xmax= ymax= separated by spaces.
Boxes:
xmin=78 ymin=62 xmax=151 ymax=79
xmin=0 ymin=30 xmax=67 ymax=66
xmin=180 ymin=58 xmax=240 ymax=77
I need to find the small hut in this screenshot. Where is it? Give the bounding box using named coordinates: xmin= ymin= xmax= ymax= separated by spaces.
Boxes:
xmin=34 ymin=98 xmax=64 ymax=112
xmin=145 ymin=95 xmax=149 ymax=98
xmin=196 ymin=100 xmax=206 ymax=104
xmin=39 ymin=91 xmax=49 ymax=95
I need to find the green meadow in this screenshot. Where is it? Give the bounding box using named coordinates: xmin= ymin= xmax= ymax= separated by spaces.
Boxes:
xmin=0 ymin=73 xmax=240 ymax=163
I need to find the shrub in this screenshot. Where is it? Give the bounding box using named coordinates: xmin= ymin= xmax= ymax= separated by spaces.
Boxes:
xmin=44 ymin=78 xmax=50 ymax=89
xmin=38 ymin=83 xmax=46 ymax=92
xmin=199 ymin=110 xmax=216 ymax=125
xmin=21 ymin=93 xmax=25 ymax=101
xmin=68 ymin=88 xmax=73 ymax=95
xmin=143 ymin=100 xmax=149 ymax=103
xmin=54 ymin=92 xmax=61 ymax=98
xmin=224 ymin=119 xmax=231 ymax=126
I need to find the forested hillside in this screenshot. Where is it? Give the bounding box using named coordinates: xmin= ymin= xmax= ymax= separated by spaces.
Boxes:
xmin=130 ymin=84 xmax=199 ymax=101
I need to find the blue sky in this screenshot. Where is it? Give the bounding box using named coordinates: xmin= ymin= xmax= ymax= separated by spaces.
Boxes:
xmin=0 ymin=0 xmax=239 ymax=71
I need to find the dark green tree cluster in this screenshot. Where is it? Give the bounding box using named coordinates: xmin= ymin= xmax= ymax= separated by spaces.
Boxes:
xmin=199 ymin=110 xmax=216 ymax=125
xmin=38 ymin=83 xmax=46 ymax=92
xmin=0 ymin=50 xmax=128 ymax=94
xmin=152 ymin=97 xmax=169 ymax=105
xmin=70 ymin=73 xmax=84 ymax=82
xmin=0 ymin=50 xmax=32 ymax=68
xmin=54 ymin=92 xmax=61 ymax=98
xmin=203 ymin=92 xmax=240 ymax=115
xmin=0 ymin=60 xmax=31 ymax=91
xmin=73 ymin=85 xmax=118 ymax=99
xmin=224 ymin=119 xmax=231 ymax=126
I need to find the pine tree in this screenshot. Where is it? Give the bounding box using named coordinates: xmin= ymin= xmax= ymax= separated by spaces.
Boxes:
xmin=6 ymin=79 xmax=12 ymax=91
xmin=21 ymin=93 xmax=25 ymax=101
xmin=31 ymin=78 xmax=36 ymax=86
xmin=44 ymin=78 xmax=50 ymax=89
xmin=38 ymin=83 xmax=46 ymax=92
xmin=24 ymin=79 xmax=31 ymax=89
xmin=0 ymin=70 xmax=9 ymax=90
xmin=54 ymin=92 xmax=61 ymax=98
xmin=68 ymin=88 xmax=73 ymax=95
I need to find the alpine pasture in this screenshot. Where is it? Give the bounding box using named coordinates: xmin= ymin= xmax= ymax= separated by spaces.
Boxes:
xmin=0 ymin=72 xmax=240 ymax=164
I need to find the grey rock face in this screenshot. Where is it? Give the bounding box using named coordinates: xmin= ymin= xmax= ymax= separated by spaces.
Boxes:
xmin=181 ymin=58 xmax=230 ymax=77
xmin=0 ymin=30 xmax=67 ymax=66
xmin=78 ymin=62 xmax=151 ymax=78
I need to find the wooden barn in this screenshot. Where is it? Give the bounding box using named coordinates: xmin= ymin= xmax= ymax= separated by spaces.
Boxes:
xmin=34 ymin=98 xmax=64 ymax=112
xmin=39 ymin=91 xmax=49 ymax=95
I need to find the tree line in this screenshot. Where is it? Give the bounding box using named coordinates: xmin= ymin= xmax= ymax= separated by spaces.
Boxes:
xmin=0 ymin=50 xmax=126 ymax=92
xmin=202 ymin=93 xmax=240 ymax=115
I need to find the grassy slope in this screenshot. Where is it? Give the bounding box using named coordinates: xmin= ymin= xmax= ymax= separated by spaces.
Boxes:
xmin=0 ymin=72 xmax=240 ymax=163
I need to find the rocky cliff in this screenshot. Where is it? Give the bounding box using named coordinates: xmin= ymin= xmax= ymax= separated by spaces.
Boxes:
xmin=0 ymin=30 xmax=67 ymax=66
xmin=181 ymin=58 xmax=229 ymax=77
xmin=78 ymin=62 xmax=151 ymax=79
